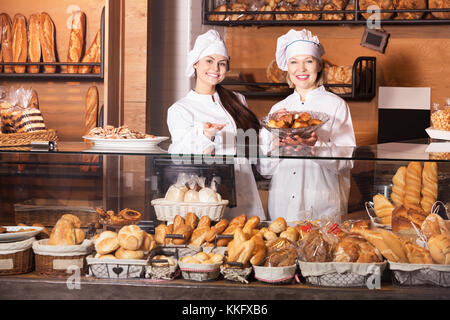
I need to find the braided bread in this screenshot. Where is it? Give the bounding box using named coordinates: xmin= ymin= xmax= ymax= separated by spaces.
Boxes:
xmin=421 ymin=162 xmax=438 ymax=214
xmin=404 ymin=162 xmax=422 ymax=211
xmin=391 ymin=166 xmax=407 ymax=207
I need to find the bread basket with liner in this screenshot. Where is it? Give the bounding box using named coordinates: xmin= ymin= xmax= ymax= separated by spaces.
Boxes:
xmin=220 ymin=262 xmax=253 ymax=284
xmin=0 ymin=237 xmax=35 ymax=275
xmin=178 ymin=260 xmax=222 ymax=282
xmin=389 ymin=262 xmax=450 ymax=287
xmin=151 ymin=198 xmax=229 ymax=223
xmin=32 ymin=239 xmax=93 ymax=276
xmin=253 ymin=264 xmax=297 ymax=284
xmin=0 ymin=129 xmax=58 ymax=147
xmin=145 ymin=248 xmax=180 ymax=281
xmin=298 ymin=261 xmax=388 ymax=287
xmin=87 ymin=255 xmax=148 ymax=279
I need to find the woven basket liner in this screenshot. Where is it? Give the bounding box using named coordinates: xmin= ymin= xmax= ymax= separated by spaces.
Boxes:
xmin=35 ymin=254 xmax=88 ymax=276
xmin=0 ymin=248 xmax=34 ymax=275
xmin=0 ymin=129 xmax=58 ymax=147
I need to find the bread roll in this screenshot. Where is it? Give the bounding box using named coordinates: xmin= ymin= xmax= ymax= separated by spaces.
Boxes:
xmin=12 ymin=14 xmax=27 ymax=74
xmin=269 ymin=217 xmax=287 ymax=234
xmin=67 ymin=11 xmax=86 ymax=74
xmin=250 ymin=234 xmax=267 ymax=266
xmin=79 ymin=29 xmax=100 ymax=74
xmin=402 ymin=240 xmax=434 ymax=264
xmin=373 ymin=194 xmax=395 ymax=219
xmin=404 ymin=162 xmax=422 ymax=211
xmin=242 ymin=216 xmax=260 ymax=238
xmin=27 ymin=14 xmax=41 ymax=73
xmin=391 ymin=166 xmax=407 ymax=207
xmin=96 ymin=237 xmax=120 ymax=255
xmin=172 ymin=224 xmax=193 ymax=245
xmin=189 ymin=226 xmax=210 ymax=246
xmin=118 ymin=225 xmax=145 ymax=251
xmin=60 ymin=214 xmax=81 ymax=228
xmin=48 ymin=218 xmax=76 ymax=246
xmin=115 ymin=247 xmax=144 ymax=260
xmin=420 ymin=162 xmax=438 ymax=214
xmin=428 ymin=234 xmax=450 ymax=264
xmin=155 ymin=224 xmax=170 ymax=245
xmin=139 ymin=232 xmax=156 ymax=252
xmin=39 ymin=12 xmax=56 ymax=73
xmin=1 ymin=13 xmax=14 ymax=73
xmin=95 ymin=231 xmax=118 ymax=245
xmin=185 ymin=212 xmax=198 ymax=231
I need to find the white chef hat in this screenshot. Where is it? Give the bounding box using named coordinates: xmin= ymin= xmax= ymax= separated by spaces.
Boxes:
xmin=276 ymin=29 xmax=325 ymax=71
xmin=185 ymin=30 xmax=229 ymax=78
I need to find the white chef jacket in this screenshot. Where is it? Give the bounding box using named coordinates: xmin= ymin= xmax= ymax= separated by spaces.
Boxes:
xmin=167 ymin=90 xmax=266 ymax=220
xmin=258 ymin=86 xmax=356 ymax=222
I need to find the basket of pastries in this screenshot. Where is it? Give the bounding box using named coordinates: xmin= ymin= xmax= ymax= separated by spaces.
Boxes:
xmin=0 ymin=86 xmax=57 ymax=147
xmin=296 ymin=219 xmax=387 ymax=287
xmin=87 ymin=225 xmax=156 ymax=279
xmin=351 ymin=217 xmax=450 ymax=287
xmin=152 ymin=174 xmax=229 ymax=223
xmin=95 ymin=207 xmax=142 ymax=229
xmin=178 ymin=251 xmax=224 ymax=282
xmin=32 ymin=214 xmax=93 ymax=276
xmin=260 ymin=111 xmax=329 ymax=140
xmin=146 ymin=247 xmax=179 ymax=281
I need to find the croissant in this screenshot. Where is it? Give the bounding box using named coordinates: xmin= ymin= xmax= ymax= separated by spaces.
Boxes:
xmin=391 ymin=166 xmax=406 ymax=207
xmin=404 ymin=162 xmax=422 ymax=211
xmin=421 ymin=162 xmax=438 ymax=214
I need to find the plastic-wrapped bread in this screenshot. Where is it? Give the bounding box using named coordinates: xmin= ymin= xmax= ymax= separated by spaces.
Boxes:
xmin=27 ymin=14 xmax=41 ymax=73
xmin=67 ymin=11 xmax=86 ymax=74
xmin=79 ymin=29 xmax=101 ymax=74
xmin=391 ymin=166 xmax=407 ymax=207
xmin=165 ymin=173 xmax=189 ymax=202
xmin=12 ymin=14 xmax=27 ymax=74
xmin=1 ymin=14 xmax=13 ymax=73
xmin=420 ymin=162 xmax=438 ymax=214
xmin=404 ymin=162 xmax=422 ymax=211
xmin=39 ymin=12 xmax=56 ymax=73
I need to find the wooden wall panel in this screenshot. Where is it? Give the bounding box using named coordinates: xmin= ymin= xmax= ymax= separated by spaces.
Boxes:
xmin=226 ymin=25 xmax=450 ymax=146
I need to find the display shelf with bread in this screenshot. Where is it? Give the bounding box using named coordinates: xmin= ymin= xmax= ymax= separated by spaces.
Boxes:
xmin=203 ymin=0 xmax=450 ymax=26
xmin=0 ymin=8 xmax=105 ymax=80
xmin=221 ymin=56 xmax=376 ymax=101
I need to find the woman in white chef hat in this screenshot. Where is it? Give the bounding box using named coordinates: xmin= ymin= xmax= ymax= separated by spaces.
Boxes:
xmin=259 ymin=29 xmax=356 ymax=222
xmin=167 ymin=29 xmax=266 ymax=220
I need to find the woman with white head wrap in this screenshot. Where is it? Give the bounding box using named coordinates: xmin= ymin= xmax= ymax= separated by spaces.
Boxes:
xmin=167 ymin=30 xmax=266 ymax=220
xmin=258 ymin=29 xmax=356 ymax=222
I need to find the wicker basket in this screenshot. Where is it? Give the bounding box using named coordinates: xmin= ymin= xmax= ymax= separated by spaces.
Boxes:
xmin=151 ymin=198 xmax=229 ymax=223
xmin=253 ymin=265 xmax=297 ymax=284
xmin=32 ymin=239 xmax=93 ymax=276
xmin=0 ymin=237 xmax=36 ymax=275
xmin=389 ymin=261 xmax=450 ymax=287
xmin=0 ymin=129 xmax=58 ymax=147
xmin=178 ymin=261 xmax=222 ymax=282
xmin=87 ymin=255 xmax=148 ymax=279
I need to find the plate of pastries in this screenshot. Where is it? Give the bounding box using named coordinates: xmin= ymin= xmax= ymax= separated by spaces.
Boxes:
xmin=261 ymin=111 xmax=329 ymax=139
xmin=0 ymin=225 xmax=44 ymax=243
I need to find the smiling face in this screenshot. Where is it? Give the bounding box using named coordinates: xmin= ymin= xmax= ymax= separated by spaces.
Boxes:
xmin=287 ymin=55 xmax=322 ymax=92
xmin=194 ymin=54 xmax=229 ymax=90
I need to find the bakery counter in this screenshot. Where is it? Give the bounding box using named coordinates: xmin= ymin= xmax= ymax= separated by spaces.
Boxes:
xmin=0 ymin=273 xmax=449 ymax=300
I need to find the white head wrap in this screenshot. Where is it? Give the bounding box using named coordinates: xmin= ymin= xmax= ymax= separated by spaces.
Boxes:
xmin=276 ymin=29 xmax=325 ymax=71
xmin=185 ymin=30 xmax=229 ymax=78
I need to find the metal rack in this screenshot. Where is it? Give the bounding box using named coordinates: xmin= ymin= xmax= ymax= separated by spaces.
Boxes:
xmin=222 ymin=56 xmax=376 ymax=101
xmin=203 ymin=0 xmax=450 ymax=26
xmin=0 ymin=7 xmax=105 ymax=80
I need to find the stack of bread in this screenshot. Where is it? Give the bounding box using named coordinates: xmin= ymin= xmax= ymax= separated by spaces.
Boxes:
xmin=93 ymin=225 xmax=156 ymax=260
xmin=48 ymin=214 xmax=85 ymax=246
xmin=372 ymin=162 xmax=438 ymax=237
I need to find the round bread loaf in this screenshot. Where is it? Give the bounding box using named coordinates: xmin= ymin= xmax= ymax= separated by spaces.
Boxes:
xmin=96 ymin=237 xmax=120 ymax=256
xmin=118 ymin=225 xmax=145 ymax=251
xmin=115 ymin=247 xmax=144 ymax=260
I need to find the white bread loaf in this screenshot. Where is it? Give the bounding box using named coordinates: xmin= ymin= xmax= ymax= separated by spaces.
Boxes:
xmin=118 ymin=225 xmax=145 ymax=251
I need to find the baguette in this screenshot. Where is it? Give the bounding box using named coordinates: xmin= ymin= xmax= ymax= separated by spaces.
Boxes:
xmin=12 ymin=14 xmax=27 ymax=74
xmin=27 ymin=14 xmax=41 ymax=73
xmin=391 ymin=166 xmax=406 ymax=207
xmin=404 ymin=162 xmax=422 ymax=211
xmin=1 ymin=13 xmax=13 ymax=73
xmin=39 ymin=12 xmax=56 ymax=73
xmin=420 ymin=162 xmax=438 ymax=214
xmin=67 ymin=11 xmax=86 ymax=73
xmin=84 ymin=86 xmax=98 ymax=135
xmin=79 ymin=29 xmax=100 ymax=74
xmin=93 ymin=32 xmax=101 ymax=74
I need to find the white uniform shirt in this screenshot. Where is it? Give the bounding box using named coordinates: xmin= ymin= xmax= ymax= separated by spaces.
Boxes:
xmin=259 ymin=86 xmax=356 ymax=222
xmin=167 ymin=90 xmax=266 ymax=220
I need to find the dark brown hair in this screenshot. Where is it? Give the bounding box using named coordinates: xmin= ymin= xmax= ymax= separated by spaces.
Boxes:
xmin=215 ymin=85 xmax=261 ymax=133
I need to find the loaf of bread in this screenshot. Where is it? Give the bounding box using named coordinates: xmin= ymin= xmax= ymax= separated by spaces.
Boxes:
xmin=421 ymin=213 xmax=450 ymax=240
xmin=67 ymin=11 xmax=86 ymax=73
xmin=216 ymin=214 xmax=247 ymax=247
xmin=250 ymin=233 xmax=267 ymax=266
xmin=428 ymin=0 xmax=450 ymax=19
xmin=139 ymin=232 xmax=156 ymax=252
xmin=333 ymin=235 xmax=383 ymax=263
xmin=1 ymin=13 xmax=13 ymax=73
xmin=12 ymin=14 xmax=27 ymax=74
xmin=204 ymin=219 xmax=228 ymax=243
xmin=402 ymin=240 xmax=434 ymax=264
xmin=48 ymin=214 xmax=84 ymax=246
xmin=393 ymin=0 xmax=426 ymax=20
xmin=27 ymin=14 xmax=41 ymax=73
xmin=39 ymin=12 xmax=56 ymax=73
xmin=420 ymin=162 xmax=438 ymax=214
xmin=84 ymin=86 xmax=98 ymax=135
xmin=242 ymin=216 xmax=260 ymax=238
xmin=96 ymin=236 xmax=120 ymax=256
xmin=404 ymin=162 xmax=422 ymax=211
xmin=359 ymin=0 xmax=395 ymax=20
xmin=30 ymin=89 xmax=39 ymax=109
xmin=118 ymin=225 xmax=145 ymax=251
xmin=391 ymin=166 xmax=407 ymax=207
xmin=185 ymin=212 xmax=198 ymax=231
xmin=428 ymin=234 xmax=450 ymax=264
xmin=189 ymin=225 xmax=210 ymax=246
xmin=79 ymin=29 xmax=100 ymax=74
